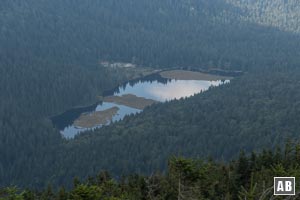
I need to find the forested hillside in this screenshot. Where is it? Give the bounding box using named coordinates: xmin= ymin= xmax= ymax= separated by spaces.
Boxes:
xmin=1 ymin=0 xmax=300 ymax=69
xmin=226 ymin=0 xmax=300 ymax=33
xmin=1 ymin=0 xmax=300 ymax=189
xmin=58 ymin=67 xmax=300 ymax=187
xmin=2 ymin=142 xmax=300 ymax=199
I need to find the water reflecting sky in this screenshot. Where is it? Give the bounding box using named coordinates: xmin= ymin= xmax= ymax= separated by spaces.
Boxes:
xmin=62 ymin=102 xmax=141 ymax=139
xmin=54 ymin=76 xmax=230 ymax=138
xmin=116 ymin=79 xmax=227 ymax=101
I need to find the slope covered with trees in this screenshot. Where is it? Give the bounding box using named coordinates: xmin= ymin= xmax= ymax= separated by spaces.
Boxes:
xmin=2 ymin=142 xmax=300 ymax=199
xmin=57 ymin=67 xmax=300 ymax=187
xmin=1 ymin=0 xmax=300 ymax=70
xmin=1 ymin=0 xmax=300 ymax=188
xmin=226 ymin=0 xmax=300 ymax=33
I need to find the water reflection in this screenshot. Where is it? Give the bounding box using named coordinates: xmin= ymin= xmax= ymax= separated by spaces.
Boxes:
xmin=103 ymin=73 xmax=170 ymax=96
xmin=96 ymin=102 xmax=141 ymax=122
xmin=51 ymin=73 xmax=230 ymax=138
xmin=116 ymin=80 xmax=227 ymax=101
xmin=61 ymin=102 xmax=141 ymax=138
xmin=50 ymin=103 xmax=99 ymax=130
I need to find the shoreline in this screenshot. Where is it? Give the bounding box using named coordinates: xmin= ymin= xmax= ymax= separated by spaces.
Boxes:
xmin=160 ymin=70 xmax=233 ymax=81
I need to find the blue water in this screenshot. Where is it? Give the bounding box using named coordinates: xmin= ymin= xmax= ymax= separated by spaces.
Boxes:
xmin=62 ymin=102 xmax=140 ymax=138
xmin=115 ymin=79 xmax=228 ymax=101
xmin=52 ymin=74 xmax=230 ymax=139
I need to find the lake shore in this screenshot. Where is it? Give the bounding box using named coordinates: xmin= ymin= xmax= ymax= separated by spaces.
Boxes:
xmin=104 ymin=94 xmax=157 ymax=110
xmin=160 ymin=70 xmax=233 ymax=81
xmin=74 ymin=107 xmax=119 ymax=128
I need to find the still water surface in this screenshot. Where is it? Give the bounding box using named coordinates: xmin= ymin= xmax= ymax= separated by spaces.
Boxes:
xmin=51 ymin=73 xmax=229 ymax=138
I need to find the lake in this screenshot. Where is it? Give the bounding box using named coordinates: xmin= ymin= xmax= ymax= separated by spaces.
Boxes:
xmin=51 ymin=70 xmax=231 ymax=138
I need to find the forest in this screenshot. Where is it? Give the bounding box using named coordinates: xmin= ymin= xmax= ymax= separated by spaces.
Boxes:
xmin=2 ymin=142 xmax=300 ymax=199
xmin=57 ymin=66 xmax=300 ymax=188
xmin=1 ymin=0 xmax=300 ymax=193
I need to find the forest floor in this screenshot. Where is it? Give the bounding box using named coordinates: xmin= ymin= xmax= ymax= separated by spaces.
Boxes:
xmin=104 ymin=94 xmax=157 ymax=110
xmin=73 ymin=107 xmax=119 ymax=128
xmin=160 ymin=70 xmax=233 ymax=81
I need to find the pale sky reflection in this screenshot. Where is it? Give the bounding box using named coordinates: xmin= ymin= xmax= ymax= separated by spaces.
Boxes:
xmin=58 ymin=78 xmax=229 ymax=138
xmin=116 ymin=79 xmax=228 ymax=101
xmin=146 ymin=80 xmax=223 ymax=101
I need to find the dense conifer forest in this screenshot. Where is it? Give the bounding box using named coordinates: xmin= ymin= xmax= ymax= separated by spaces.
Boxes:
xmin=1 ymin=0 xmax=300 ymax=194
xmin=2 ymin=142 xmax=300 ymax=199
xmin=61 ymin=67 xmax=300 ymax=185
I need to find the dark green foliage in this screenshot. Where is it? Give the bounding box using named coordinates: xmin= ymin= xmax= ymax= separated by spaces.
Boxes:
xmin=61 ymin=68 xmax=300 ymax=186
xmin=3 ymin=145 xmax=300 ymax=199
xmin=1 ymin=0 xmax=300 ymax=189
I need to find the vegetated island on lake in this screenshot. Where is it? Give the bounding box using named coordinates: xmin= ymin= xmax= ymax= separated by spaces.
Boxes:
xmin=63 ymin=70 xmax=232 ymax=133
xmin=74 ymin=107 xmax=119 ymax=128
xmin=160 ymin=70 xmax=233 ymax=81
xmin=103 ymin=94 xmax=158 ymax=110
